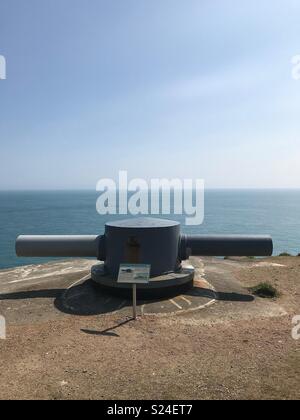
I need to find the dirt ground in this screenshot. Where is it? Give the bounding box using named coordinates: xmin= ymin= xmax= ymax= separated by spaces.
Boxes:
xmin=0 ymin=256 xmax=299 ymax=400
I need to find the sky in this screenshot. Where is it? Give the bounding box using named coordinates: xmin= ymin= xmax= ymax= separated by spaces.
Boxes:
xmin=0 ymin=0 xmax=300 ymax=189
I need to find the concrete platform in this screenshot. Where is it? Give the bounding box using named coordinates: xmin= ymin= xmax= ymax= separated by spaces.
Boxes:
xmin=0 ymin=257 xmax=286 ymax=324
xmin=0 ymin=259 xmax=217 ymax=320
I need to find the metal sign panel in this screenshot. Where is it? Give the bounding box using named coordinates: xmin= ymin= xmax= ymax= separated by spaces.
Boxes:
xmin=117 ymin=264 xmax=151 ymax=284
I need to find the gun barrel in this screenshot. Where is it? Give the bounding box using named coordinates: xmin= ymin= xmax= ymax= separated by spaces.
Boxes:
xmin=16 ymin=235 xmax=101 ymax=258
xmin=180 ymin=234 xmax=273 ymax=258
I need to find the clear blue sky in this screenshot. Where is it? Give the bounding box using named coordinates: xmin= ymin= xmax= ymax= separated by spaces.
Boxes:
xmin=0 ymin=0 xmax=300 ymax=189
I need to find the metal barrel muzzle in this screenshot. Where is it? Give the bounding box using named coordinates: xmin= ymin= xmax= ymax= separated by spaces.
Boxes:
xmin=179 ymin=234 xmax=273 ymax=259
xmin=16 ymin=235 xmax=102 ymax=258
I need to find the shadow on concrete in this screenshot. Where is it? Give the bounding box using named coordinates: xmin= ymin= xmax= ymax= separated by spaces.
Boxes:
xmin=81 ymin=318 xmax=134 ymax=337
xmin=54 ymin=280 xmax=131 ymax=316
xmin=0 ymin=289 xmax=63 ymax=300
xmin=216 ymin=291 xmax=254 ymax=302
xmin=185 ymin=287 xmax=254 ymax=303
xmin=0 ymin=280 xmax=129 ymax=316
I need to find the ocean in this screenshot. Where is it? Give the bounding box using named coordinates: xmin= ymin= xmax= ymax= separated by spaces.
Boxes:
xmin=0 ymin=189 xmax=299 ymax=269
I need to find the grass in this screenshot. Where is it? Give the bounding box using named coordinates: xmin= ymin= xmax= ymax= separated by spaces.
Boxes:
xmin=279 ymin=252 xmax=292 ymax=257
xmin=249 ymin=282 xmax=280 ymax=299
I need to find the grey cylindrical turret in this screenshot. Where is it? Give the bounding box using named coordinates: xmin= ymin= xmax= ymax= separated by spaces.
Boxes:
xmin=104 ymin=218 xmax=181 ymax=277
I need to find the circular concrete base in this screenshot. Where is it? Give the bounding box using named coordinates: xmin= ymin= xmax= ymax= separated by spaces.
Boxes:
xmin=91 ymin=263 xmax=195 ymax=299
xmin=59 ymin=276 xmax=217 ymax=317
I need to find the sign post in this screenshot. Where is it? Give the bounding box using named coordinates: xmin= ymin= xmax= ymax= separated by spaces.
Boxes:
xmin=132 ymin=283 xmax=137 ymax=320
xmin=117 ymin=264 xmax=151 ymax=320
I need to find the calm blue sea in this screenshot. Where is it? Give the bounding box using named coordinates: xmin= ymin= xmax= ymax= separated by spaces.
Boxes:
xmin=0 ymin=189 xmax=299 ymax=269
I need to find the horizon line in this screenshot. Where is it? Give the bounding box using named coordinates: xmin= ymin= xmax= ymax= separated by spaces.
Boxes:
xmin=1 ymin=187 xmax=300 ymax=192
